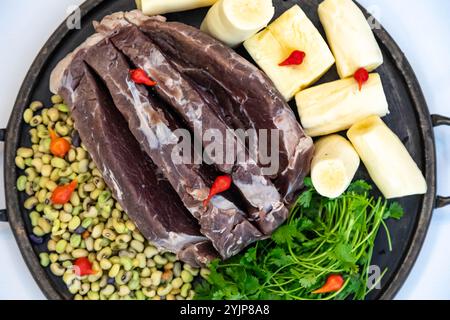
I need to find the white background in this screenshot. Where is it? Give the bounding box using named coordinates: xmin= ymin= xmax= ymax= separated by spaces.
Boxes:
xmin=0 ymin=0 xmax=449 ymax=300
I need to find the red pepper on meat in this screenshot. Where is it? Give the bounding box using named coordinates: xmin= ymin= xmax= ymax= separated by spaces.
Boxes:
xmin=279 ymin=50 xmax=306 ymax=66
xmin=203 ymin=175 xmax=233 ymax=207
xmin=129 ymin=68 xmax=157 ymax=87
xmin=312 ymin=274 xmax=345 ymax=294
xmin=51 ymin=179 xmax=77 ymax=205
xmin=354 ymin=67 xmax=369 ymax=91
xmin=73 ymin=257 xmax=95 ymax=276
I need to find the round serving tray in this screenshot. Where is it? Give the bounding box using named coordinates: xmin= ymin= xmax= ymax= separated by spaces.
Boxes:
xmin=2 ymin=0 xmax=450 ymax=300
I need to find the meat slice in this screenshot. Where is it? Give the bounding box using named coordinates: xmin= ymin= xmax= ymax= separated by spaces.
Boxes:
xmin=97 ymin=23 xmax=287 ymax=235
xmin=61 ymin=62 xmax=214 ymax=266
xmin=82 ymin=39 xmax=263 ymax=259
xmin=125 ymin=10 xmax=314 ymax=202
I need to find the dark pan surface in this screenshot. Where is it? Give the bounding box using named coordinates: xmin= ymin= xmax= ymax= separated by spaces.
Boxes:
xmin=5 ymin=0 xmax=436 ymax=300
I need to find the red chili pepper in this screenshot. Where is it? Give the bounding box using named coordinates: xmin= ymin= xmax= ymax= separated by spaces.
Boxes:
xmin=73 ymin=257 xmax=95 ymax=276
xmin=354 ymin=67 xmax=369 ymax=91
xmin=129 ymin=68 xmax=157 ymax=86
xmin=279 ymin=50 xmax=306 ymax=66
xmin=51 ymin=179 xmax=77 ymax=205
xmin=203 ymin=175 xmax=232 ymax=207
xmin=312 ymin=274 xmax=345 ymax=294
xmin=49 ymin=128 xmax=71 ymax=158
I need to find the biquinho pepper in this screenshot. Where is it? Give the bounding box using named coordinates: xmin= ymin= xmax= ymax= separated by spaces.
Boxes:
xmin=129 ymin=68 xmax=157 ymax=87
xmin=51 ymin=179 xmax=77 ymax=205
xmin=49 ymin=128 xmax=71 ymax=158
xmin=203 ymin=175 xmax=232 ymax=207
xmin=279 ymin=50 xmax=306 ymax=66
xmin=73 ymin=257 xmax=94 ymax=276
xmin=354 ymin=67 xmax=369 ymax=91
xmin=312 ymin=274 xmax=345 ymax=294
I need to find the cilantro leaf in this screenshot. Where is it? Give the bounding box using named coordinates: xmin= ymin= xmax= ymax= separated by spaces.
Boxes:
xmin=347 ymin=180 xmax=372 ymax=195
xmin=334 ymin=243 xmax=357 ymax=265
xmin=383 ymin=202 xmax=404 ymax=220
xmin=272 ymin=224 xmax=303 ymax=245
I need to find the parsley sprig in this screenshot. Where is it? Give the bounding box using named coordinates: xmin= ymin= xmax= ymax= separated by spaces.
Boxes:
xmin=195 ymin=179 xmax=404 ymax=300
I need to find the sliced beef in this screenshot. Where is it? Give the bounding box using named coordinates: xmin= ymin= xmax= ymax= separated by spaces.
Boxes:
xmin=99 ymin=24 xmax=287 ymax=235
xmin=82 ymin=39 xmax=264 ymax=258
xmin=61 ymin=62 xmax=214 ymax=267
xmin=125 ymin=10 xmax=314 ymax=202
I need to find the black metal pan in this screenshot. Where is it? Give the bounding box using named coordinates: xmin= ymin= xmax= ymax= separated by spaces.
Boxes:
xmin=1 ymin=0 xmax=449 ymax=300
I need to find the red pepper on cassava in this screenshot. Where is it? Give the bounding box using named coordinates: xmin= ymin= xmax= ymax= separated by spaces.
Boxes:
xmin=312 ymin=274 xmax=345 ymax=294
xmin=203 ymin=175 xmax=233 ymax=207
xmin=354 ymin=67 xmax=369 ymax=91
xmin=49 ymin=128 xmax=71 ymax=158
xmin=129 ymin=68 xmax=157 ymax=87
xmin=279 ymin=50 xmax=306 ymax=66
xmin=51 ymin=179 xmax=77 ymax=205
xmin=74 ymin=257 xmax=95 ymax=276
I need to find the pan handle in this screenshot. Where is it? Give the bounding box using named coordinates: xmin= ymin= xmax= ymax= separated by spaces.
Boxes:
xmin=432 ymin=115 xmax=450 ymax=209
xmin=0 ymin=128 xmax=7 ymax=222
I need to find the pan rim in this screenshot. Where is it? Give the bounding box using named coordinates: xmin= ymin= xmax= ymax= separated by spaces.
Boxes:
xmin=3 ymin=0 xmax=436 ymax=300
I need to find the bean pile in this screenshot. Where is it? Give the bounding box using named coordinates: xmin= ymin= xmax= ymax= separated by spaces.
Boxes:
xmin=16 ymin=96 xmax=209 ymax=300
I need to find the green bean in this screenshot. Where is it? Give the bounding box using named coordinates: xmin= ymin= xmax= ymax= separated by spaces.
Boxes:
xmin=36 ymin=189 xmax=46 ymax=203
xmin=135 ymin=290 xmax=145 ymax=300
xmin=72 ymin=249 xmax=89 ymax=258
xmin=142 ymin=288 xmax=156 ymax=298
xmin=84 ymin=206 xmax=98 ymax=218
xmin=23 ymin=108 xmax=34 ymax=124
xmin=115 ymin=234 xmax=131 ymax=245
xmin=50 ymin=263 xmax=65 ymax=276
xmin=59 ymin=167 xmax=72 ymax=177
xmin=49 ymin=253 xmax=59 ymax=263
xmin=99 ymin=258 xmax=112 ymax=270
xmin=55 ymin=239 xmax=68 ymax=254
xmin=17 ymin=147 xmax=33 ymax=158
xmin=85 ymin=237 xmax=94 ymax=251
xmin=59 ymin=212 xmax=72 ymax=223
xmin=15 ymin=156 xmax=26 ymax=170
xmin=47 ymin=108 xmax=59 ymax=122
xmin=24 ymin=197 xmax=38 ymax=210
xmin=157 ymin=284 xmax=173 ymax=297
xmin=87 ymin=291 xmax=100 ymax=300
xmin=68 ymin=193 xmax=80 ymax=208
xmin=55 ymin=103 xmax=69 ymax=113
xmin=55 ymin=122 xmax=69 ymax=136
xmin=51 ymin=157 xmax=67 ymax=169
xmin=120 ymin=256 xmax=133 ymax=271
xmin=90 ymin=189 xmax=101 ymax=201
xmin=91 ymin=223 xmax=104 ymax=239
xmin=68 ymin=216 xmax=81 ymax=231
xmin=70 ymin=234 xmax=82 ymax=248
xmin=151 ymin=271 xmax=163 ymax=287
xmin=130 ymin=240 xmax=144 ymax=253
xmin=180 ymin=283 xmax=191 ymax=298
xmin=181 ymin=270 xmax=193 ymax=283
xmin=184 ymin=264 xmax=199 ymax=276
xmin=102 ymin=228 xmax=116 ymax=241
xmin=37 ymin=217 xmax=52 ymax=234
xmin=171 ymin=277 xmax=183 ymax=290
xmin=16 ymin=175 xmax=27 ymax=191
xmin=29 ymin=101 xmax=44 ymax=112
xmin=109 ymin=264 xmax=121 ymax=278
xmin=51 ymin=95 xmax=63 ymax=104
xmin=153 ymin=255 xmax=168 ymax=266
xmin=118 ymin=285 xmax=131 ymax=297
xmin=39 ymin=252 xmax=50 ymax=267
xmin=100 ymin=284 xmax=115 ymax=297
xmin=30 ymin=115 xmax=43 ymax=127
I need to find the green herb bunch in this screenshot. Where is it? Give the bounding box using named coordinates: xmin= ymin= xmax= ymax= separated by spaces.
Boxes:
xmin=196 ymin=179 xmax=404 ymax=300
